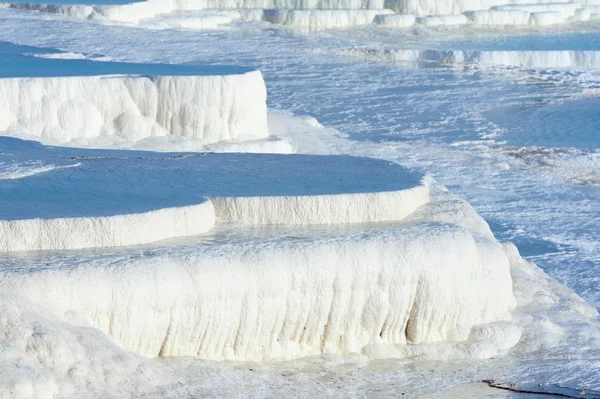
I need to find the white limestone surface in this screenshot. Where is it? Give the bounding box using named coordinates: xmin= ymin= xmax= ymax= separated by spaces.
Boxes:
xmin=383 ymin=0 xmax=506 ymax=16
xmin=0 ymin=71 xmax=268 ymax=144
xmin=0 ymin=184 xmax=515 ymax=362
xmin=373 ymin=13 xmax=416 ymax=27
xmin=262 ymin=8 xmax=393 ymax=27
xmin=474 ymin=50 xmax=600 ymax=67
xmin=530 ymin=10 xmax=568 ymax=24
xmin=464 ymin=9 xmax=532 ymax=24
xmin=211 ymin=186 xmax=429 ymax=224
xmin=177 ymin=0 xmax=388 ymax=9
xmin=0 ymin=202 xmax=216 ymax=252
xmin=142 ymin=10 xmax=242 ymax=29
xmin=416 ymin=14 xmax=468 ymax=25
xmin=573 ymin=6 xmax=592 ymax=20
xmin=0 ymin=1 xmax=174 ymax=23
xmin=0 ymin=295 xmax=162 ymax=399
xmin=333 ymin=47 xmax=600 ymax=68
xmin=0 ymin=2 xmax=96 ymax=19
xmin=492 ymin=2 xmax=581 ymax=16
xmin=0 ymin=0 xmax=589 ymax=27
xmin=0 ymin=0 xmax=388 ymax=23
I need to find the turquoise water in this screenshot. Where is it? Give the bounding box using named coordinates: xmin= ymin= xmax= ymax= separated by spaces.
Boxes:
xmin=486 ymin=98 xmax=600 ymax=148
xmin=0 ymin=41 xmax=251 ymax=77
xmin=440 ymin=31 xmax=600 ymax=51
xmin=0 ymin=136 xmax=420 ymax=219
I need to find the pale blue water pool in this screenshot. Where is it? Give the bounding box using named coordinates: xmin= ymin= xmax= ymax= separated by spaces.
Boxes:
xmin=0 ymin=137 xmax=421 ymax=219
xmin=0 ymin=40 xmax=252 ymax=76
xmin=441 ymin=30 xmax=600 ymax=51
xmin=486 ymin=98 xmax=600 ymax=148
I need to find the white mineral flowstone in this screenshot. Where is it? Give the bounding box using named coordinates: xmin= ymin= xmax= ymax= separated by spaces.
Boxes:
xmin=2 ymin=214 xmax=598 ymax=398
xmin=529 ymin=10 xmax=569 ymax=24
xmin=492 ymin=2 xmax=581 ymax=17
xmin=373 ymin=13 xmax=416 ymax=27
xmin=383 ymin=0 xmax=507 ymax=16
xmin=262 ymin=9 xmax=393 ymax=27
xmin=0 ymin=183 xmax=516 ymax=362
xmin=416 ymin=14 xmax=468 ymax=25
xmin=0 ymin=0 xmax=587 ymax=27
xmin=141 ymin=10 xmax=243 ymax=29
xmin=0 ymin=2 xmax=97 ymax=19
xmin=332 ymin=47 xmax=600 ymax=68
xmin=0 ymin=0 xmax=388 ymax=23
xmin=0 ymin=202 xmax=216 ymax=252
xmin=0 ymin=70 xmax=268 ymax=144
xmin=211 ymin=187 xmax=428 ymax=224
xmin=175 ymin=0 xmax=388 ymax=9
xmin=0 ymin=295 xmax=165 ymax=399
xmin=464 ymin=9 xmax=532 ymax=24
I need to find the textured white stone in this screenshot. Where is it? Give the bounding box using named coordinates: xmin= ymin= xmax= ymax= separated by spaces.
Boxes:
xmin=469 ymin=321 xmax=522 ymax=350
xmin=0 ymin=0 xmax=388 ymax=23
xmin=530 ymin=10 xmax=568 ymax=24
xmin=373 ymin=13 xmax=416 ymax=27
xmin=492 ymin=2 xmax=581 ymax=16
xmin=336 ymin=47 xmax=600 ymax=68
xmin=0 ymin=71 xmax=268 ymax=144
xmin=475 ymin=50 xmax=600 ymax=67
xmin=262 ymin=8 xmax=393 ymax=27
xmin=464 ymin=9 xmax=532 ymax=24
xmin=416 ymin=14 xmax=468 ymax=25
xmin=0 ymin=186 xmax=515 ymax=362
xmin=0 ymin=202 xmax=216 ymax=252
xmin=211 ymin=185 xmax=429 ymax=225
xmin=383 ymin=0 xmax=506 ymax=16
xmin=177 ymin=0 xmax=387 ymax=9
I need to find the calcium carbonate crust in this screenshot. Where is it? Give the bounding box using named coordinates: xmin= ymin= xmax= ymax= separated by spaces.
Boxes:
xmin=0 ymin=184 xmax=516 ymax=364
xmin=3 ymin=227 xmax=596 ymax=399
xmin=333 ymin=48 xmax=600 ymax=68
xmin=2 ymin=0 xmax=598 ymax=28
xmin=0 ymin=71 xmax=268 ymax=144
xmin=0 ymin=202 xmax=216 ymax=252
xmin=3 ymin=154 xmax=592 ymax=399
xmin=210 ymin=185 xmax=429 ymax=225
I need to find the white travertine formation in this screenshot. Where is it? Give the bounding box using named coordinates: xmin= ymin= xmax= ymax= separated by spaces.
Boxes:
xmin=1 ymin=0 xmax=591 ymax=27
xmin=211 ymin=185 xmax=429 ymax=224
xmin=0 ymin=0 xmax=388 ymax=22
xmin=0 ymin=2 xmax=96 ymax=18
xmin=530 ymin=10 xmax=568 ymax=24
xmin=464 ymin=9 xmax=532 ymax=24
xmin=336 ymin=47 xmax=600 ymax=68
xmin=383 ymin=0 xmax=506 ymax=16
xmin=177 ymin=0 xmax=388 ymax=9
xmin=416 ymin=14 xmax=468 ymax=25
xmin=143 ymin=10 xmax=242 ymax=29
xmin=492 ymin=2 xmax=581 ymax=16
xmin=0 ymin=186 xmax=515 ymax=361
xmin=262 ymin=8 xmax=393 ymax=27
xmin=374 ymin=13 xmax=416 ymax=27
xmin=0 ymin=71 xmax=268 ymax=144
xmin=475 ymin=50 xmax=600 ymax=67
xmin=0 ymin=202 xmax=216 ymax=252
